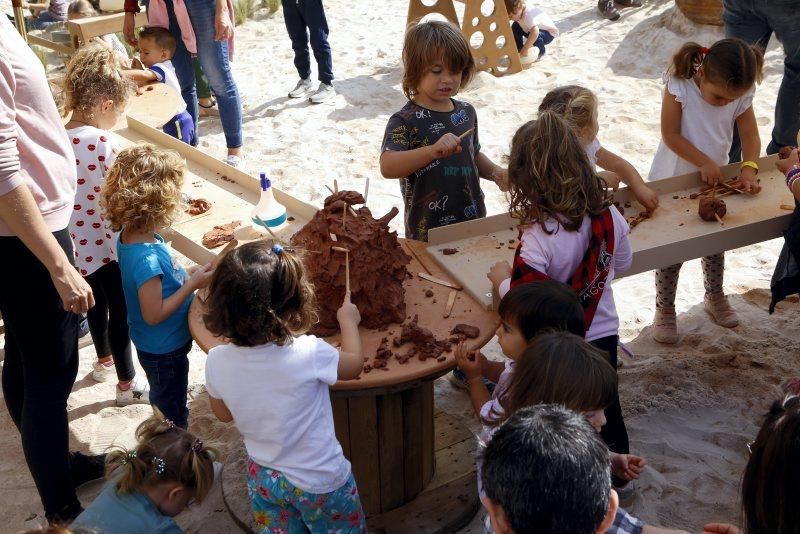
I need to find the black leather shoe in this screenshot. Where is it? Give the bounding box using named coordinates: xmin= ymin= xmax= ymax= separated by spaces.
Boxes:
xmin=598 ymin=0 xmax=621 ymax=20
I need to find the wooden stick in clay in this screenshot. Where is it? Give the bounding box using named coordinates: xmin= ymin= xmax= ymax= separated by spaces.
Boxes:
xmin=332 ymin=246 xmax=350 ymax=294
xmin=342 ymin=203 xmax=346 ymax=232
xmin=444 ymin=290 xmax=457 ymax=318
xmin=334 ymin=179 xmax=339 ymax=193
xmin=364 ymin=175 xmax=370 ymax=205
xmin=715 ymin=213 xmax=724 ymax=226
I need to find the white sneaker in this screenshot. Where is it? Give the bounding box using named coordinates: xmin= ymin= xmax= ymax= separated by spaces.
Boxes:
xmin=92 ymin=359 xmax=115 ymax=383
xmin=288 ymin=78 xmax=313 ymax=98
xmin=225 ymin=154 xmax=244 ymax=169
xmin=309 ymin=83 xmax=335 ymax=104
xmin=116 ymin=375 xmax=150 ymax=407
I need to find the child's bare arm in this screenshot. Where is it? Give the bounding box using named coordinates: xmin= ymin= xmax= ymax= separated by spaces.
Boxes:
xmin=520 ymin=26 xmax=539 ymax=56
xmin=596 ymin=147 xmax=659 ymax=212
xmin=381 ymin=132 xmax=464 ymax=178
xmin=209 ymin=395 xmax=234 ymax=422
xmin=775 ymin=148 xmax=800 ymax=201
xmin=336 ymin=294 xmax=364 ymax=380
xmin=138 ymin=264 xmax=213 ymax=326
xmin=124 ymin=69 xmax=158 ymax=87
xmin=660 ymin=91 xmax=721 ymax=184
xmin=476 ymin=152 xmax=508 ymax=191
xmin=735 ymin=107 xmax=761 ymax=193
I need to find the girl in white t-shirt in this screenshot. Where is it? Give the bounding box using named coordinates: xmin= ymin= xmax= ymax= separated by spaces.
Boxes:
xmin=203 ymin=240 xmax=366 ymax=532
xmin=62 ymin=44 xmax=147 ymax=406
xmin=649 ymin=39 xmax=764 ymax=344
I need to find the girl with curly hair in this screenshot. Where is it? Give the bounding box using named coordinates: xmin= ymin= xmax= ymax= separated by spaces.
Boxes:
xmin=203 ymin=240 xmax=366 ymax=532
xmin=102 ymin=143 xmax=214 ymax=428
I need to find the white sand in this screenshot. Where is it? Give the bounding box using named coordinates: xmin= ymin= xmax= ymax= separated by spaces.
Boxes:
xmin=2 ymin=0 xmax=800 ymax=531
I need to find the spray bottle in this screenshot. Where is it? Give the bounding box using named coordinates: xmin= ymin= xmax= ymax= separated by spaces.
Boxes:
xmin=251 ymin=171 xmax=287 ymax=232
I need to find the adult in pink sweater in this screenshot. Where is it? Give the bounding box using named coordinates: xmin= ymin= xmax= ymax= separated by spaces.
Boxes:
xmin=0 ymin=16 xmax=98 ymax=524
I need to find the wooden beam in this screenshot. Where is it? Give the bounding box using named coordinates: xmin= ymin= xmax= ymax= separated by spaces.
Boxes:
xmin=27 ymin=34 xmax=74 ymax=55
xmin=67 ymin=11 xmax=147 ymax=48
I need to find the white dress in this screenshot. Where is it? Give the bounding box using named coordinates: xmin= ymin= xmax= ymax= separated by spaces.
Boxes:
xmin=647 ymin=75 xmax=754 ymax=182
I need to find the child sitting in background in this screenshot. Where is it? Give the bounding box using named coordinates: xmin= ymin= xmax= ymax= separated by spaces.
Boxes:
xmin=538 ymin=85 xmax=659 ymax=213
xmin=24 ymin=0 xmax=67 ymax=29
xmin=454 ymin=280 xmax=586 ymax=434
xmin=124 ymin=26 xmax=194 ymax=144
xmin=102 ymin=144 xmax=214 ymax=427
xmin=649 ymin=38 xmax=763 ymax=344
xmin=203 ymin=241 xmax=367 ymax=531
xmin=380 ymin=20 xmax=506 ymax=242
xmin=72 ymin=411 xmax=217 ymax=533
xmin=68 ymin=0 xmax=130 ymax=62
xmin=505 ymin=0 xmax=559 ymax=60
xmin=62 ymin=44 xmax=148 ymax=406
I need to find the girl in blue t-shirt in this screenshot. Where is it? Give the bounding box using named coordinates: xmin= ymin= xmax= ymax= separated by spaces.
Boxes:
xmin=102 ymin=144 xmax=214 ymax=428
xmin=73 ymin=411 xmax=217 ymax=534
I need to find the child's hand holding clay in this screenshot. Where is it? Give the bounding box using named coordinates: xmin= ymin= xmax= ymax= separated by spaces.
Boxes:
xmin=487 ymin=261 xmax=512 ymax=292
xmin=611 ymin=452 xmax=646 ymax=481
xmin=454 ymin=341 xmax=482 ymax=381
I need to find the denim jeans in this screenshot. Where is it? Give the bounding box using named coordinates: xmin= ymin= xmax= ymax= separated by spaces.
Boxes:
xmin=724 ymin=0 xmax=800 ymax=158
xmin=281 ymin=0 xmax=334 ymax=85
xmin=137 ymin=340 xmax=192 ymax=428
xmin=156 ymin=0 xmax=243 ymax=148
xmin=511 ymin=22 xmax=554 ymax=55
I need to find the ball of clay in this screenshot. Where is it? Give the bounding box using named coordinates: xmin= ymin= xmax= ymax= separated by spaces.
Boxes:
xmin=698 ymin=198 xmax=726 ymax=221
xmin=779 ymin=146 xmax=797 ymax=160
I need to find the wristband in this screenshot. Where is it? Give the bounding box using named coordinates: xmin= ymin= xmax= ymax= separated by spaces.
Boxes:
xmin=786 ymin=165 xmax=800 ymax=181
xmin=789 ymin=173 xmax=800 ymax=193
xmin=740 ymin=160 xmax=759 ymax=173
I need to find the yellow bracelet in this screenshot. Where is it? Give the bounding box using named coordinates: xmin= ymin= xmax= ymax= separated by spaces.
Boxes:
xmin=741 ymin=160 xmax=759 ymax=173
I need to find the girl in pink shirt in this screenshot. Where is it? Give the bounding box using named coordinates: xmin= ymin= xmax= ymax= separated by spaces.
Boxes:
xmin=62 ymin=44 xmax=147 ymax=406
xmin=487 ymin=111 xmax=633 ymax=490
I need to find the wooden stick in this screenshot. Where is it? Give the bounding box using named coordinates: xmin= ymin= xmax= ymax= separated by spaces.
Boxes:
xmin=418 ymin=272 xmax=462 ymax=290
xmin=332 ymin=246 xmax=350 ymax=294
xmin=334 ymin=179 xmax=339 ymax=193
xmin=364 ymin=175 xmax=370 ymax=204
xmin=325 ymin=185 xmax=334 ymax=194
xmin=714 ymin=213 xmax=724 ymax=226
xmin=458 ymin=127 xmax=475 ymax=140
xmin=719 ymin=181 xmax=751 ymax=196
xmin=443 ymin=290 xmax=457 ymax=318
xmin=254 ymin=215 xmax=278 ymax=238
xmin=780 ymin=204 xmax=795 ymax=211
xmin=330 ymin=233 xmax=338 ymax=242
xmin=711 ymin=184 xmax=717 ymax=200
xmin=342 ymin=204 xmax=347 ymax=232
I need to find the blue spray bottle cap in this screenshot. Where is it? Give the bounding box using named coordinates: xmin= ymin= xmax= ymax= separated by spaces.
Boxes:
xmin=259 ymin=172 xmax=271 ymax=191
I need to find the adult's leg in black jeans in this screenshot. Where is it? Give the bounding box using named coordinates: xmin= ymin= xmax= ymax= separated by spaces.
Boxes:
xmin=303 ymin=0 xmax=333 ymax=84
xmin=87 ymin=262 xmax=134 ymax=382
xmin=766 ymin=6 xmax=800 ymax=154
xmin=138 ymin=343 xmax=191 ymax=428
xmin=589 ymin=335 xmax=630 ymax=455
xmin=85 ymin=267 xmax=112 ymax=357
xmin=511 ymin=21 xmax=527 ymax=51
xmin=0 ymin=231 xmax=81 ymax=522
xmin=282 ymin=0 xmax=312 ymax=80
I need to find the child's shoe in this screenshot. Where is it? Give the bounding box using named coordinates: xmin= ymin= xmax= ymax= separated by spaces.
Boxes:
xmin=288 ymin=77 xmax=314 ymax=98
xmin=91 ymin=358 xmax=115 ymax=383
xmin=448 ymin=368 xmax=496 ymax=394
xmin=704 ymin=292 xmax=739 ymax=328
xmin=652 ymin=307 xmax=678 ymax=344
xmin=116 ymin=375 xmax=150 ymax=407
xmin=225 ymin=154 xmax=244 ymax=169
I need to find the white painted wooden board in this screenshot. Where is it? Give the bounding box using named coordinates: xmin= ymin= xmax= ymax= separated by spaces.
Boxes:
xmin=427 ymin=155 xmax=795 ymax=309
xmin=112 ymin=117 xmax=317 ymax=265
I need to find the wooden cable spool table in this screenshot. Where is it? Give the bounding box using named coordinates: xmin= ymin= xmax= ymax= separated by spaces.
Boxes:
xmin=189 ymin=239 xmax=498 ymax=532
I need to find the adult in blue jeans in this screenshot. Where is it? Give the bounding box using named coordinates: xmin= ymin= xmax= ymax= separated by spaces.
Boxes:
xmin=724 ymin=0 xmax=800 ymax=160
xmin=123 ymin=0 xmax=244 ymax=167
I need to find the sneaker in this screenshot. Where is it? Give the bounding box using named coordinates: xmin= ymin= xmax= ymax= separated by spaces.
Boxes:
xmin=309 ymin=82 xmax=336 ymax=104
xmin=653 ymin=307 xmax=678 ymax=344
xmin=448 ymin=368 xmax=497 ymax=394
xmin=598 ymin=0 xmax=621 ymax=20
xmin=288 ymin=78 xmax=314 ymax=98
xmin=116 ymin=375 xmax=150 ymax=407
xmin=91 ymin=359 xmax=115 ymax=383
xmin=78 ymin=315 xmax=90 ymax=338
xmin=70 ymin=451 xmax=106 ymax=488
xmin=225 ymin=154 xmax=244 ymax=169
xmin=704 ymin=292 xmax=740 ymax=328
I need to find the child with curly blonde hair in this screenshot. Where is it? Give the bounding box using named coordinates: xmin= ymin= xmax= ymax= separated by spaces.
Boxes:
xmin=102 ymin=144 xmax=214 ymax=427
xmin=62 ymin=44 xmax=146 ymax=406
xmin=72 ymin=411 xmax=217 ymax=533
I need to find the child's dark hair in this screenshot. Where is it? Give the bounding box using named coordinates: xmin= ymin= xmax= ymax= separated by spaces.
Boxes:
xmin=106 ymin=411 xmax=217 ymax=503
xmin=507 ymin=111 xmax=610 ymax=233
xmin=138 ymin=26 xmax=177 ymax=55
xmin=504 ymin=0 xmax=524 ymax=13
xmin=741 ymin=395 xmax=800 ymax=534
xmin=485 ymin=331 xmax=617 ymax=427
xmin=669 ymin=38 xmax=764 ymax=90
xmin=61 ymin=43 xmax=134 ymax=117
xmin=479 ymin=404 xmax=612 ymax=533
xmin=402 ymin=21 xmax=475 ymax=100
xmin=203 ymin=240 xmax=318 ymax=347
xmin=497 ymin=281 xmax=586 ymax=342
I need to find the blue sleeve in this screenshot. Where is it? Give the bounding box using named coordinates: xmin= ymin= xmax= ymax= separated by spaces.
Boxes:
xmin=132 ymin=253 xmax=163 ymax=290
xmin=148 ymin=65 xmax=166 ymax=83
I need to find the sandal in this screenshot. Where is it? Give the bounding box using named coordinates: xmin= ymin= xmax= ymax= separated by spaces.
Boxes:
xmin=199 ymin=97 xmax=218 ymax=117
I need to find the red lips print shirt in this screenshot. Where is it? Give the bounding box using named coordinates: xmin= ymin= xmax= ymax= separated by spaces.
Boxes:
xmin=66 ymin=125 xmax=118 ymax=277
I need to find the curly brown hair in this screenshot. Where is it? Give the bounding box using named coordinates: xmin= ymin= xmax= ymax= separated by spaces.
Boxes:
xmin=203 ymin=240 xmax=318 ymax=347
xmin=402 ymin=21 xmax=475 ymax=100
xmin=101 ymin=144 xmax=185 ymax=232
xmin=507 ymin=111 xmax=610 ymax=233
xmin=61 ymin=42 xmax=135 ymax=118
xmin=669 ymin=38 xmax=764 ymax=90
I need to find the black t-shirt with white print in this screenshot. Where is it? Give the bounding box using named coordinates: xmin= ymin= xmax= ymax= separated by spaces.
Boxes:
xmin=381 ymin=99 xmax=486 ymax=241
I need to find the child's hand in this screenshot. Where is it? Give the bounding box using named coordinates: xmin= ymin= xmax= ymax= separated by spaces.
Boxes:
xmin=702 ymin=524 xmax=741 ymax=534
xmin=700 ymin=160 xmax=722 ymax=186
xmin=487 ymin=261 xmax=512 ymax=291
xmin=631 ymin=182 xmax=659 ymax=213
xmin=777 ymin=148 xmax=800 ymax=174
xmin=739 ymin=167 xmax=759 ymax=194
xmin=454 ymin=342 xmax=482 ymax=380
xmin=336 ymin=292 xmax=361 ymax=328
xmin=188 ymin=263 xmax=214 ymax=290
xmin=430 ymin=133 xmax=463 ymax=159
xmin=611 ymin=452 xmax=646 ymax=481
xmin=491 ymin=168 xmax=509 ymax=192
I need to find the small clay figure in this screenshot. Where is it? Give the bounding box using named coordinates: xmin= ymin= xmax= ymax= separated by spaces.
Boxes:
xmin=201 ymin=220 xmax=241 ymax=248
xmin=698 ymin=197 xmax=726 ymax=222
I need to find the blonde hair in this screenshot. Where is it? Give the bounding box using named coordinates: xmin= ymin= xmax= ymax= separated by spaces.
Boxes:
xmin=402 ymin=21 xmax=475 ymax=100
xmin=102 ymin=144 xmax=185 ymax=232
xmin=507 ymin=111 xmax=610 ymax=233
xmin=68 ymin=0 xmax=97 ymax=18
xmin=106 ymin=411 xmax=217 ymax=503
xmin=538 ymin=85 xmax=599 ymax=139
xmin=61 ymin=43 xmax=134 ymax=118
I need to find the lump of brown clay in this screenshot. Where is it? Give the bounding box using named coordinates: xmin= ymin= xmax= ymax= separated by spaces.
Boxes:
xmin=394 ymin=314 xmax=451 ymax=361
xmin=698 ymin=198 xmax=726 ymax=221
xmin=186 ymin=198 xmax=212 ymax=216
xmin=291 ymin=191 xmax=411 ymax=336
xmin=201 ymin=220 xmax=240 ymax=249
xmin=450 ymin=324 xmax=480 ymax=339
xmin=779 ymin=146 xmax=797 ymax=160
xmin=441 ymin=248 xmax=458 ymax=255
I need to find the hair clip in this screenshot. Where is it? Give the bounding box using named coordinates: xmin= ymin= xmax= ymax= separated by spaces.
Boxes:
xmin=163 ymin=419 xmax=176 ymax=430
xmin=191 ymin=439 xmax=204 ymax=454
xmin=152 ymin=457 xmax=166 ymax=476
xmin=121 ymin=450 xmax=138 ymax=465
xmin=700 ymin=46 xmax=710 ymax=55
xmin=272 ymin=243 xmax=284 ymax=255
